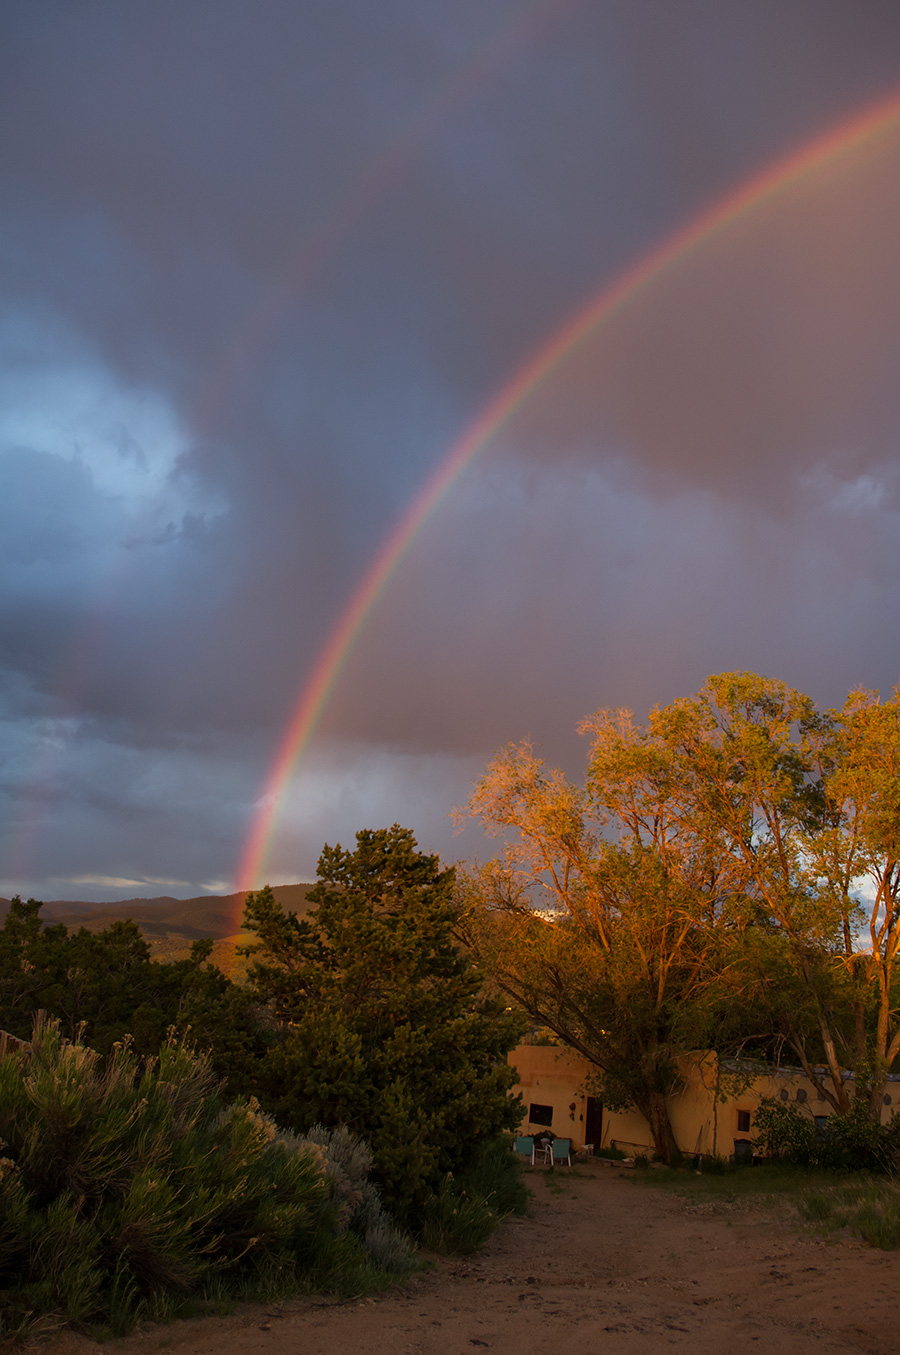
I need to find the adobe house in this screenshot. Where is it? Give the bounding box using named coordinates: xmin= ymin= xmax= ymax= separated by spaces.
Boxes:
xmin=508 ymin=1043 xmax=900 ymax=1158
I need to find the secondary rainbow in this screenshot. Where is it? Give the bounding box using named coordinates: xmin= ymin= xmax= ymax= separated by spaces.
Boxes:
xmin=236 ymin=87 xmax=900 ymax=901
xmin=189 ymin=0 xmax=575 ymax=438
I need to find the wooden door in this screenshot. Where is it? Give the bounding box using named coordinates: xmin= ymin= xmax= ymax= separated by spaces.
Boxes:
xmin=585 ymin=1096 xmax=602 ymax=1151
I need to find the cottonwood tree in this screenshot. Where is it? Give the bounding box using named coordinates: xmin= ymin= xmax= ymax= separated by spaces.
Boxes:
xmin=651 ymin=673 xmax=900 ymax=1115
xmin=810 ymin=688 xmax=900 ymax=1113
xmin=242 ymin=825 xmax=523 ymax=1225
xmin=459 ymin=672 xmax=900 ymax=1152
xmin=457 ymin=737 xmax=744 ymax=1162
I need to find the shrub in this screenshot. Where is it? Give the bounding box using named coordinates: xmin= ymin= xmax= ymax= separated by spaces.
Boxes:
xmin=754 ymin=1095 xmax=900 ymax=1173
xmin=420 ymin=1136 xmax=528 ymax=1256
xmin=292 ymin=1124 xmax=414 ymax=1272
xmin=821 ymin=1100 xmax=900 ymax=1173
xmin=797 ymin=1180 xmax=900 ymax=1250
xmin=0 ymin=1019 xmax=404 ymax=1338
xmin=420 ymin=1177 xmax=499 ymax=1256
xmin=699 ymin=1153 xmax=731 ymax=1175
xmin=854 ymin=1197 xmax=900 ymax=1250
xmin=753 ymin=1097 xmax=817 ymax=1164
xmin=799 ymin=1190 xmax=838 ymax=1222
xmin=456 ymin=1136 xmax=530 ymax=1218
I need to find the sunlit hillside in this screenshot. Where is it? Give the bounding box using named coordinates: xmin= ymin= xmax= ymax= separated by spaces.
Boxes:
xmin=0 ymin=885 xmax=315 ymax=978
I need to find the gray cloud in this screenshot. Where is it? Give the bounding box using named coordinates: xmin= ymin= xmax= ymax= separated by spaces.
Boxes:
xmin=325 ymin=456 xmax=900 ymax=757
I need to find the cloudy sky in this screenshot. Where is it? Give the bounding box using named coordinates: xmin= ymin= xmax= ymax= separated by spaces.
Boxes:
xmin=2 ymin=0 xmax=900 ymax=903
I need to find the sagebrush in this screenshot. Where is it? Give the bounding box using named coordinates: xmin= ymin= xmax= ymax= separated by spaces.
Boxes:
xmin=0 ymin=1019 xmax=407 ymax=1338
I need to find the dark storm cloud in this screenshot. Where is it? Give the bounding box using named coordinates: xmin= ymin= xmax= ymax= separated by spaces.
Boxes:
xmin=325 ymin=452 xmax=900 ymax=773
xmin=2 ymin=0 xmax=900 ymax=896
xmin=505 ymin=124 xmax=900 ymax=500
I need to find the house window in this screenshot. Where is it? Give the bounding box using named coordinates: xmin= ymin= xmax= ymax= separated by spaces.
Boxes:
xmin=736 ymin=1109 xmax=751 ymax=1133
xmin=529 ymin=1103 xmax=553 ymax=1126
xmin=796 ymin=1088 xmax=807 ymax=1104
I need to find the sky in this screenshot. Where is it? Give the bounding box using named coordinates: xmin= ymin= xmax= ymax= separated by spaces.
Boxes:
xmin=2 ymin=0 xmax=900 ymax=903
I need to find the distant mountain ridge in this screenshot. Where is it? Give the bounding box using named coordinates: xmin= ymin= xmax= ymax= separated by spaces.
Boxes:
xmin=0 ymin=884 xmax=314 ymax=942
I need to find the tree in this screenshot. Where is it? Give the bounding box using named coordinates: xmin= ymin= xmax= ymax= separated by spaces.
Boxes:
xmin=809 ymin=687 xmax=900 ymax=1114
xmin=647 ymin=674 xmax=900 ymax=1114
xmin=457 ymin=739 xmax=743 ymax=1161
xmin=459 ymin=672 xmax=900 ymax=1147
xmin=242 ymin=825 xmax=523 ymax=1225
xmin=0 ymin=897 xmax=268 ymax=1096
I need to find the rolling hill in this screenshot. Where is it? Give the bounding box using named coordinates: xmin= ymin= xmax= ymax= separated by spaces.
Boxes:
xmin=0 ymin=885 xmax=315 ymax=969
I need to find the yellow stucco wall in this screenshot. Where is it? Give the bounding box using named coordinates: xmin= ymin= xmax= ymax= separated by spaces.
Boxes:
xmin=509 ymin=1044 xmax=594 ymax=1146
xmin=508 ymin=1044 xmax=900 ymax=1157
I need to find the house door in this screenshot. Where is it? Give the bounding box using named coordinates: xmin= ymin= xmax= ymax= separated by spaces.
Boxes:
xmin=585 ymin=1096 xmax=602 ymax=1152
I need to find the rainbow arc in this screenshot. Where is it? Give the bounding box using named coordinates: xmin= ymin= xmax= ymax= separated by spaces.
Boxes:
xmin=236 ymin=87 xmax=900 ymax=909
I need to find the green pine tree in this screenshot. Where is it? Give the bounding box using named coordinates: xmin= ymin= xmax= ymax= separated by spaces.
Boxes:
xmin=242 ymin=825 xmax=523 ymax=1225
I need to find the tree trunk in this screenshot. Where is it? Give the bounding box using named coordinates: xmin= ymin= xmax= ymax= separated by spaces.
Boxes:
xmin=641 ymin=1090 xmax=680 ymax=1163
xmin=788 ymin=1028 xmax=851 ymax=1114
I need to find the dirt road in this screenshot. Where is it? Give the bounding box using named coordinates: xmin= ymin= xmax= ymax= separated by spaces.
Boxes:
xmin=50 ymin=1162 xmax=900 ymax=1355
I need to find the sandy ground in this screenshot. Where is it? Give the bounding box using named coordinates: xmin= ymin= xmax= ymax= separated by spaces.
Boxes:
xmin=43 ymin=1162 xmax=900 ymax=1355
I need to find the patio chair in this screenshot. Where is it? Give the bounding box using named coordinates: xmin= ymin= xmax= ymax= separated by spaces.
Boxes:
xmin=514 ymin=1135 xmax=536 ymax=1164
xmin=548 ymin=1138 xmax=572 ymax=1166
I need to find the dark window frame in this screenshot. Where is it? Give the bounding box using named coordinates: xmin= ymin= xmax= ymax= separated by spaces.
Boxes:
xmin=529 ymin=1102 xmax=553 ymax=1127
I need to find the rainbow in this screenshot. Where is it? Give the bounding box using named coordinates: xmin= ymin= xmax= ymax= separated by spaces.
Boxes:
xmin=235 ymin=87 xmax=900 ymax=905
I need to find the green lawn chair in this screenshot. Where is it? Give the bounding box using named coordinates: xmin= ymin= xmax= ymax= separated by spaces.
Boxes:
xmin=549 ymin=1137 xmax=572 ymax=1166
xmin=514 ymin=1135 xmax=536 ymax=1164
